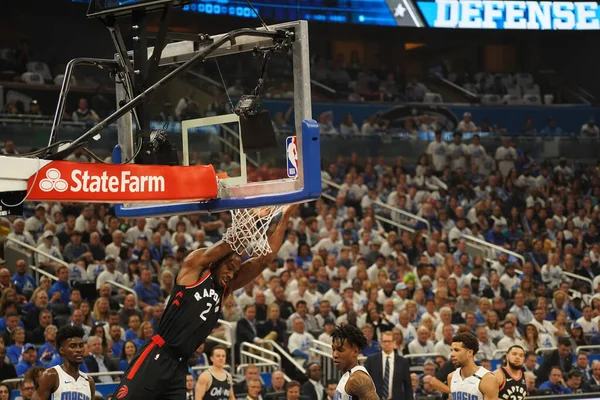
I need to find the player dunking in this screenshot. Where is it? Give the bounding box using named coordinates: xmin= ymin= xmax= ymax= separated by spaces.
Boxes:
xmin=195 ymin=345 xmax=234 ymax=400
xmin=32 ymin=325 xmax=95 ymax=400
xmin=113 ymin=204 xmax=299 ymax=400
xmin=448 ymin=333 xmax=499 ymax=400
xmin=330 ymin=325 xmax=378 ymax=400
xmin=494 ymin=345 xmax=527 ymax=400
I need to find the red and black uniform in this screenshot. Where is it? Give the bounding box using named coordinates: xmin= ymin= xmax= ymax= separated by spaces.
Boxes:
xmin=498 ymin=367 xmax=527 ymax=400
xmin=114 ymin=270 xmax=225 ymax=400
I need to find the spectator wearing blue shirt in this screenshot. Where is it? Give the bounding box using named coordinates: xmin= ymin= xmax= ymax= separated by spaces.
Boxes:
xmin=118 ymin=340 xmax=137 ymax=372
xmin=109 ymin=324 xmax=125 ymax=357
xmin=6 ymin=326 xmax=26 ymax=364
xmin=47 ymin=266 xmax=72 ymax=305
xmin=485 ymin=222 xmax=507 ymax=246
xmin=11 ymin=260 xmax=36 ymax=298
xmin=539 ymin=366 xmax=572 ymax=395
xmin=149 ymin=232 xmax=173 ymax=264
xmin=133 ymin=268 xmax=164 ymax=310
xmin=125 ymin=314 xmax=141 ymax=341
xmin=541 ymin=118 xmax=563 ymax=137
xmin=15 ymin=343 xmax=43 ymax=377
xmin=38 ymin=325 xmax=59 ymax=367
xmin=360 ymin=324 xmax=380 ymax=357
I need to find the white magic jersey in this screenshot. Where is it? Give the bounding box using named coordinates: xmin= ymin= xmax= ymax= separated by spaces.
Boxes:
xmin=51 ymin=365 xmax=92 ymax=400
xmin=334 ymin=366 xmax=370 ymax=400
xmin=450 ymin=366 xmax=490 ymax=400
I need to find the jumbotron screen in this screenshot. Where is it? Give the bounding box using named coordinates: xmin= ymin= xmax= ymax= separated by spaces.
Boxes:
xmin=181 ymin=0 xmax=600 ymax=29
xmin=76 ymin=0 xmax=600 ymax=29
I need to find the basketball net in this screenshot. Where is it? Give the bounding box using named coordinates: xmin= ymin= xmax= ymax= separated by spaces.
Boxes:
xmin=223 ymin=206 xmax=285 ymax=257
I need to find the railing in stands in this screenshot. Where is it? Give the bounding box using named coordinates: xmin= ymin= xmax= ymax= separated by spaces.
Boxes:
xmin=5 ymin=236 xmax=69 ymax=270
xmin=106 ymin=279 xmax=137 ymax=300
xmin=240 ymin=342 xmax=282 ymax=374
xmin=320 ymin=192 xmax=415 ymax=234
xmin=575 ymin=345 xmax=600 ymax=354
xmin=5 ymin=236 xmax=63 ymax=284
xmin=216 ymin=319 xmax=235 ymax=365
xmin=236 ymin=362 xmax=279 ymax=375
xmin=321 ymin=177 xmax=430 ymax=237
xmin=563 ymin=271 xmax=593 ymax=287
xmin=310 ymin=79 xmax=337 ymax=96
xmin=536 ymin=347 xmax=557 ymax=355
xmin=493 ymin=349 xmax=507 ymax=359
xmin=461 ymin=234 xmax=525 ymax=266
xmin=262 ymin=339 xmax=307 ymax=374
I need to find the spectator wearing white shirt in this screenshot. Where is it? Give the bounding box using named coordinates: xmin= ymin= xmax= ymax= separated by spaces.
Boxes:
xmin=576 ymin=306 xmax=598 ymax=335
xmin=288 ymin=279 xmax=318 ymax=313
xmin=96 ymin=255 xmax=125 ymax=290
xmin=581 ymin=118 xmax=600 ymax=137
xmin=323 ymin=277 xmax=343 ymax=308
xmin=468 ymin=135 xmax=486 ymax=170
xmin=339 ymin=114 xmax=359 ymax=136
xmin=457 ymin=112 xmax=478 ymax=133
xmin=277 ymin=231 xmax=299 ymax=260
xmin=497 ymin=321 xmax=526 ymax=350
xmin=6 ymin=219 xmax=36 ymax=252
xmin=24 ymin=204 xmax=47 ymax=237
xmin=125 ymin=218 xmax=153 ymax=246
xmin=448 ymin=222 xmax=472 ymax=249
xmin=35 ymin=230 xmax=63 ymax=265
xmin=426 ymin=131 xmax=448 ymax=173
xmin=311 ymin=230 xmax=342 ymax=257
xmin=435 ymin=308 xmax=458 ymax=341
xmin=287 ymin=318 xmax=313 ymax=363
xmin=495 ymin=136 xmax=517 ymax=178
xmin=510 ymin=291 xmax=534 ymax=326
xmin=541 ymin=253 xmax=563 ymax=289
xmin=397 ymin=310 xmax=418 ymax=343
xmin=500 ymin=264 xmax=521 ymax=293
xmin=360 ymin=115 xmax=378 ymax=136
xmin=434 ymin=324 xmax=453 ymax=358
xmin=407 ymin=326 xmax=435 ymax=363
xmin=475 ymin=326 xmax=497 ymax=361
xmin=447 ymin=132 xmax=469 ymax=172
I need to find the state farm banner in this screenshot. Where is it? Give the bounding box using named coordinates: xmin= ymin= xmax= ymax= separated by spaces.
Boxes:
xmin=27 ymin=161 xmax=218 ymax=203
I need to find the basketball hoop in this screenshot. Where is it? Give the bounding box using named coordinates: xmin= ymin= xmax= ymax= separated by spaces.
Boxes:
xmin=223 ymin=206 xmax=285 ymax=257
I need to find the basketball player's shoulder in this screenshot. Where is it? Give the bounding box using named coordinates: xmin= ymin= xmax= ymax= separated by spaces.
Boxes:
xmin=346 ymin=370 xmax=378 ymax=400
xmin=478 ymin=369 xmax=500 ymax=399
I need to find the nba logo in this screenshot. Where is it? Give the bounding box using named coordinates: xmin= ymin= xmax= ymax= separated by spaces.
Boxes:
xmin=286 ymin=136 xmax=298 ymax=178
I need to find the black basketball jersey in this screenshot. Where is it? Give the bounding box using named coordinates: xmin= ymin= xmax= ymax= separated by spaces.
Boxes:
xmin=157 ymin=270 xmax=225 ymax=359
xmin=204 ymin=370 xmax=232 ymax=400
xmin=498 ymin=367 xmax=527 ymax=400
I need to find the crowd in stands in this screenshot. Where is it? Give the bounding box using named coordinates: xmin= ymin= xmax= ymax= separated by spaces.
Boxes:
xmin=1 ymin=131 xmax=600 ymax=397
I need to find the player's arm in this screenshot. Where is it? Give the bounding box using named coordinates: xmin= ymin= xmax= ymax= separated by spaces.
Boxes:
xmin=227 ymin=204 xmax=299 ymax=292
xmin=31 ymin=368 xmax=58 ymax=400
xmin=480 ymin=373 xmax=499 ymax=400
xmin=88 ymin=377 xmax=96 ymax=399
xmin=229 ymin=379 xmax=236 ymax=400
xmin=345 ymin=371 xmax=379 ymax=400
xmin=195 ymin=370 xmax=211 ymax=399
xmin=177 ymin=241 xmax=235 ymax=286
xmin=492 ymin=369 xmax=504 ymax=388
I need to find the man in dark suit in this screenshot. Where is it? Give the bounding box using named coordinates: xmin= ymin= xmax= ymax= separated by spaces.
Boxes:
xmin=301 ymin=363 xmax=326 ymax=400
xmin=83 ymin=336 xmax=119 ymax=383
xmin=536 ymin=336 xmax=573 ymax=386
xmin=364 ymin=331 xmax=413 ymax=400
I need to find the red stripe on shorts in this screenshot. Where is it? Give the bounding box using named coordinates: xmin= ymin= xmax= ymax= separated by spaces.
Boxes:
xmin=126 ymin=335 xmax=165 ymax=380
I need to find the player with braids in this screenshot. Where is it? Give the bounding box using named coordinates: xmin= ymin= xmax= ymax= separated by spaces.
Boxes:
xmin=33 ymin=325 xmax=95 ymax=400
xmin=330 ymin=324 xmax=378 ymax=400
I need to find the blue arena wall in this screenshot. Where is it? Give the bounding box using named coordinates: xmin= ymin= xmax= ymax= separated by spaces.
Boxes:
xmin=262 ymin=100 xmax=600 ymax=134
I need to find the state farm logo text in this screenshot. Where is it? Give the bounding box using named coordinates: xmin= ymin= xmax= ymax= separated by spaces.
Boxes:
xmin=39 ymin=168 xmax=165 ymax=193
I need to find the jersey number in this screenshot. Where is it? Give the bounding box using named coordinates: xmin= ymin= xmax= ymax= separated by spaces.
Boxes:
xmin=200 ymin=303 xmax=213 ymax=321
